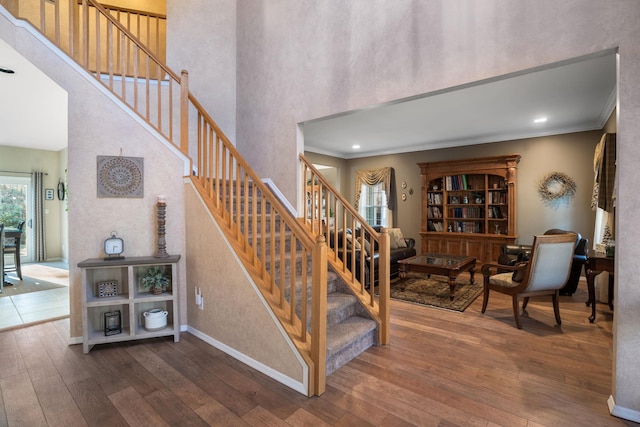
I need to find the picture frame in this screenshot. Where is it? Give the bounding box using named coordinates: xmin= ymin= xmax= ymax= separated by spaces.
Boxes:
xmin=104 ymin=310 xmax=122 ymax=336
xmin=96 ymin=280 xmax=118 ymax=298
xmin=450 ymin=195 xmax=460 ymax=204
xmin=45 ymin=188 xmax=54 ymax=200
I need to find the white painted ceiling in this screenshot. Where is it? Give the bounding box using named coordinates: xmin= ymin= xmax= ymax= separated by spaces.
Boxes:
xmin=0 ymin=38 xmax=68 ymax=152
xmin=303 ymin=52 xmax=617 ymax=159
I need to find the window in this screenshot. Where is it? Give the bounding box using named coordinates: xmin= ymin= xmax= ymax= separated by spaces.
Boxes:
xmin=354 ymin=167 xmax=393 ymax=228
xmin=359 ymin=182 xmax=390 ymax=227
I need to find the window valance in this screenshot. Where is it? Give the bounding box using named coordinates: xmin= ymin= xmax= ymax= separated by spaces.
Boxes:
xmin=354 ymin=167 xmax=393 ymax=210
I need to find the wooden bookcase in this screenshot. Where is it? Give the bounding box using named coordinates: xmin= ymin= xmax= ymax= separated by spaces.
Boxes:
xmin=78 ymin=255 xmax=181 ymax=353
xmin=418 ymin=155 xmax=520 ymax=264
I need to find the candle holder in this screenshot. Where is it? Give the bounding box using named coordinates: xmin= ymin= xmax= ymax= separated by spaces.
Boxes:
xmin=154 ymin=195 xmax=170 ymax=258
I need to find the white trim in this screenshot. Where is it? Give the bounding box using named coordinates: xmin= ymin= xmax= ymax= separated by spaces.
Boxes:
xmin=262 ymin=178 xmax=297 ymax=216
xmin=608 ymin=395 xmax=640 ymax=423
xmin=1 ymin=7 xmax=191 ymax=176
xmin=68 ymin=336 xmax=82 ymax=345
xmin=186 ymin=326 xmax=307 ymax=395
xmin=184 ymin=179 xmax=309 ymax=395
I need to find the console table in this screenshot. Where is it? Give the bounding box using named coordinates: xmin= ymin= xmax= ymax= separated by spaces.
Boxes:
xmin=585 ymin=254 xmax=614 ymax=323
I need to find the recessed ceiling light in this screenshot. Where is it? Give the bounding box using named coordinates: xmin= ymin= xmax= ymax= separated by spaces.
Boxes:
xmin=534 ymin=117 xmax=547 ymax=123
xmin=352 ymin=145 xmax=360 ymax=149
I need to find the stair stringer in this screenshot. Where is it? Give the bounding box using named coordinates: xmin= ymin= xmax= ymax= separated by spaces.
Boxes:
xmin=184 ymin=180 xmax=312 ymax=395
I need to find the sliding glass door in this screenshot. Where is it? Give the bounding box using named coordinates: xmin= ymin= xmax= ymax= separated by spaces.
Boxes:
xmin=0 ymin=176 xmax=32 ymax=263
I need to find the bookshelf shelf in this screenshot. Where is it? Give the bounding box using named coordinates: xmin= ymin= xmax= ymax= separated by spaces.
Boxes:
xmin=418 ymin=155 xmax=520 ymax=264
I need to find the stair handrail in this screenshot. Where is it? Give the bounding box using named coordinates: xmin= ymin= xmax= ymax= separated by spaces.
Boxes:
xmin=300 ymin=156 xmax=390 ymax=344
xmin=2 ymin=0 xmax=328 ymax=396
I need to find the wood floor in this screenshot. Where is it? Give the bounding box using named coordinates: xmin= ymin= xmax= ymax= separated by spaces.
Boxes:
xmin=0 ymin=280 xmax=635 ymax=427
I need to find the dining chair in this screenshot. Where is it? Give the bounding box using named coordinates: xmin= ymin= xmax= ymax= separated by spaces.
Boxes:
xmin=481 ymin=233 xmax=576 ymax=329
xmin=3 ymin=220 xmax=25 ymax=281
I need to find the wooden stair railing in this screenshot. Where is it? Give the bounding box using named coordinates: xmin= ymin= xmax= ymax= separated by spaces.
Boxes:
xmin=2 ymin=0 xmax=329 ymax=396
xmin=300 ymin=156 xmax=391 ymax=345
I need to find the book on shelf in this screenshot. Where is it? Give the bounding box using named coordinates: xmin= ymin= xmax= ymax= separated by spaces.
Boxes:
xmin=448 ymin=207 xmax=483 ymax=219
xmin=450 ymin=221 xmax=482 ymax=233
xmin=491 ymin=191 xmax=507 ymax=204
xmin=488 ymin=206 xmax=503 ymax=219
xmin=427 ymin=220 xmax=443 ymax=232
xmin=445 ymin=174 xmax=469 ymax=191
xmin=427 ymin=193 xmax=443 ymax=204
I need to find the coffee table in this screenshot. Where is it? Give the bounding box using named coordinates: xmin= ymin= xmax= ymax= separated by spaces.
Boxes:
xmin=398 ymin=253 xmax=476 ymax=300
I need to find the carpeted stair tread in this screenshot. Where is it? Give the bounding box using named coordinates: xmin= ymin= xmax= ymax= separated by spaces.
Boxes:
xmin=326 ymin=316 xmax=377 ymax=355
xmin=326 ymin=293 xmax=358 ymax=326
xmin=325 ymin=316 xmax=377 ymax=375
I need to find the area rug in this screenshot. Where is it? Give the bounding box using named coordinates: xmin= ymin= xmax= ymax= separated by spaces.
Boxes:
xmin=1 ymin=264 xmax=69 ymax=297
xmin=390 ymin=275 xmax=483 ymax=312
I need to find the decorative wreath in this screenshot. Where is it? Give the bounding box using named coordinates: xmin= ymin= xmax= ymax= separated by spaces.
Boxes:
xmin=538 ymin=172 xmax=577 ymax=201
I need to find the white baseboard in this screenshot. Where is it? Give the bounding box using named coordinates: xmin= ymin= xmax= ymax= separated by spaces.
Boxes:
xmin=68 ymin=336 xmax=82 ymax=345
xmin=608 ymin=395 xmax=640 ymax=423
xmin=186 ymin=325 xmax=308 ymax=395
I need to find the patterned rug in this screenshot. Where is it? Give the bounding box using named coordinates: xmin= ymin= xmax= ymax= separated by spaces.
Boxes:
xmin=390 ymin=275 xmax=482 ymax=312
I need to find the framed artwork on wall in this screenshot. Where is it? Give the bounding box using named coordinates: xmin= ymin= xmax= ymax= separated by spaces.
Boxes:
xmin=97 ymin=155 xmax=144 ymax=198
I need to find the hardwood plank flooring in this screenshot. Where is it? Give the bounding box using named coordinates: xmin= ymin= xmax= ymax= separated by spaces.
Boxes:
xmin=0 ymin=280 xmax=636 ymax=426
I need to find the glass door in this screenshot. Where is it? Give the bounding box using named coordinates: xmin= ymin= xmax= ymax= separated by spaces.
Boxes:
xmin=0 ymin=176 xmax=32 ymax=263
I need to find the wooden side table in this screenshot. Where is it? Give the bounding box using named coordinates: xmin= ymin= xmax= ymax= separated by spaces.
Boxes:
xmin=585 ymin=254 xmax=614 ymax=323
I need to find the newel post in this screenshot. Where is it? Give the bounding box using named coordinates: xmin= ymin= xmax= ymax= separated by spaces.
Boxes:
xmin=180 ymin=70 xmax=189 ymax=157
xmin=311 ymin=234 xmax=327 ymax=396
xmin=378 ymin=228 xmax=391 ymax=345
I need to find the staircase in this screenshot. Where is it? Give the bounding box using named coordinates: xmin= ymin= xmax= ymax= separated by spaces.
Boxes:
xmin=0 ymin=0 xmax=392 ymax=396
xmin=247 ymin=184 xmax=378 ymax=375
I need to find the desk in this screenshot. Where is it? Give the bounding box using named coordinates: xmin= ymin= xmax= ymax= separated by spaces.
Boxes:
xmin=585 ymin=254 xmax=614 ymax=323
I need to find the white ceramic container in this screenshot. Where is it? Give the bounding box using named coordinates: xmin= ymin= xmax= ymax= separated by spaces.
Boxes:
xmin=143 ymin=308 xmax=168 ymax=331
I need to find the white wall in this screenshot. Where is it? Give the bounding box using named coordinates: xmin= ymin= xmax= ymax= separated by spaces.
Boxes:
xmin=229 ymin=1 xmax=640 ymax=420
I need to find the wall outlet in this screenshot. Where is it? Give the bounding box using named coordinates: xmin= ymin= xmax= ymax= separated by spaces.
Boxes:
xmin=195 ymin=287 xmax=204 ymax=310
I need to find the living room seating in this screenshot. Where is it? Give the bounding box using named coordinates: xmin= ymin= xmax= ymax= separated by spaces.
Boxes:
xmin=497 ymin=228 xmax=588 ymax=296
xmin=481 ymin=233 xmax=577 ymax=329
xmin=329 ymin=226 xmax=416 ymax=288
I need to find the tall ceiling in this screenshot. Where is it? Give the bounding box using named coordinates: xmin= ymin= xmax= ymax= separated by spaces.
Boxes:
xmin=303 ymin=51 xmax=617 ymax=159
xmin=0 ymin=40 xmax=615 ymax=157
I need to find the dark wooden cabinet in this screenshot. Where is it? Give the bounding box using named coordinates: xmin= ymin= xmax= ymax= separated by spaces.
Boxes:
xmin=418 ymin=155 xmax=520 ymax=264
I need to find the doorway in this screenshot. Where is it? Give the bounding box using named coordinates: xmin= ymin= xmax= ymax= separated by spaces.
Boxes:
xmin=0 ymin=175 xmax=32 ymax=263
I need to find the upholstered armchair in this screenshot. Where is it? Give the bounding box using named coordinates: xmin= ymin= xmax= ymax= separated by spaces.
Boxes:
xmin=497 ymin=228 xmax=588 ymax=296
xmin=481 ymin=233 xmax=577 ymax=329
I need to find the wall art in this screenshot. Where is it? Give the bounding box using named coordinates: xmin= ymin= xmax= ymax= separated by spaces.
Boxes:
xmin=97 ymin=155 xmax=144 ymax=198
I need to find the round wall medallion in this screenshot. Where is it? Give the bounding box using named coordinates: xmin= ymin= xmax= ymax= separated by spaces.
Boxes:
xmin=97 ymin=156 xmax=144 ymax=198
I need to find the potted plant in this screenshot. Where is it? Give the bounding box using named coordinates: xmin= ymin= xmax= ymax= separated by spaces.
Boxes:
xmin=141 ymin=266 xmax=170 ymax=295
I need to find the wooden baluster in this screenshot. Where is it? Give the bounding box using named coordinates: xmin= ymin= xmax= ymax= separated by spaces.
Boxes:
xmin=311 ymin=234 xmax=327 ymax=396
xmin=378 ymin=228 xmax=390 ymax=344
